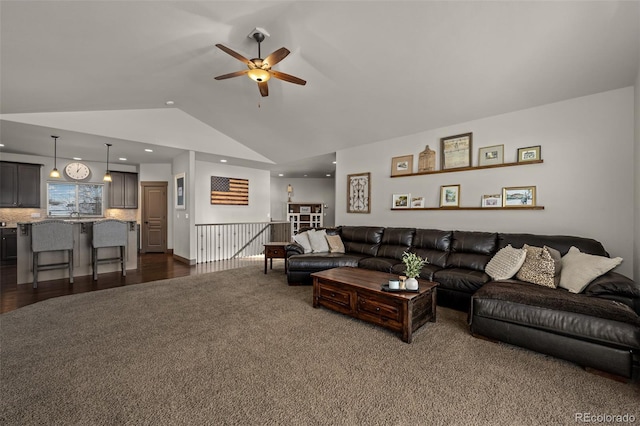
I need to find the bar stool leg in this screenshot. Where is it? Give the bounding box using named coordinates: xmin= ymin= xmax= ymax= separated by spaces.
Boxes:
xmin=69 ymin=249 xmax=74 ymax=284
xmin=121 ymin=246 xmax=126 ymax=277
xmin=93 ymin=247 xmax=98 ymax=281
xmin=33 ymin=252 xmax=39 ymax=289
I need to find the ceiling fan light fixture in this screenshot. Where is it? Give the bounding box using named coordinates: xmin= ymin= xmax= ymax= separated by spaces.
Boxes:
xmin=247 ymin=68 xmax=271 ymax=82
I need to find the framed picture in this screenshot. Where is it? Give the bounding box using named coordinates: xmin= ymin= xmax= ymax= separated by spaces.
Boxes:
xmin=299 ymin=206 xmax=311 ymax=214
xmin=411 ymin=196 xmax=425 ymax=208
xmin=441 ymin=132 xmax=472 ymax=170
xmin=502 ymin=186 xmax=536 ymax=207
xmin=175 ymin=172 xmax=186 ymax=209
xmin=517 ymin=145 xmax=541 ymax=162
xmin=478 ymin=144 xmax=504 ymax=167
xmin=392 ymin=193 xmax=411 ymax=209
xmin=391 ymin=155 xmax=413 ymax=176
xmin=347 ymin=172 xmax=370 ymax=213
xmin=481 ymin=194 xmax=502 ymax=208
xmin=440 ymin=184 xmax=460 ymax=207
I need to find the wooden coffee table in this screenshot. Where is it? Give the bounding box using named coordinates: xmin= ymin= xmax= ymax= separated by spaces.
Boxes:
xmin=312 ymin=267 xmax=438 ymax=343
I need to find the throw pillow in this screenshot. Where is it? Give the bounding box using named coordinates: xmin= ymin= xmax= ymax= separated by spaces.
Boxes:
xmin=325 ymin=234 xmax=345 ymax=254
xmin=293 ymin=231 xmax=312 ymax=254
xmin=516 ymin=244 xmax=562 ymax=288
xmin=307 ymin=229 xmax=330 ymax=253
xmin=485 ymin=244 xmax=527 ymax=281
xmin=559 ymin=246 xmax=623 ymax=294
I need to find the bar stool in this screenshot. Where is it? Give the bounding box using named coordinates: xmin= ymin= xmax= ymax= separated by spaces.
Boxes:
xmin=31 ymin=220 xmax=74 ymax=289
xmin=92 ymin=219 xmax=128 ymax=280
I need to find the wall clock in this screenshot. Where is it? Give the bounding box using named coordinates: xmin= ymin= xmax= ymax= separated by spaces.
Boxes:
xmin=64 ymin=162 xmax=91 ymax=181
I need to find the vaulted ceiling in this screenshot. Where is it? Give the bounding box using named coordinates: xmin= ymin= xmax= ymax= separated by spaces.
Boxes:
xmin=1 ymin=1 xmax=638 ymax=177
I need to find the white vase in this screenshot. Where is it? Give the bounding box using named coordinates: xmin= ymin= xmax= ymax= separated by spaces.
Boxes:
xmin=405 ymin=277 xmax=419 ymax=290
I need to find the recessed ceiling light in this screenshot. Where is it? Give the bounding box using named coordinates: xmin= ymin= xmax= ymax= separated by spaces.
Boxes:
xmin=220 ymin=159 xmax=227 ymax=163
xmin=304 ymin=174 xmax=308 ymax=177
xmin=0 ymin=144 xmax=4 ymax=147
xmin=119 ymin=157 xmax=127 ymax=161
xmin=332 ymin=161 xmax=336 ymax=164
xmin=278 ymin=173 xmax=284 ymax=177
xmin=326 ymin=174 xmax=331 ymax=177
xmin=73 ymin=157 xmax=82 ymax=160
xmin=165 ymin=100 xmax=175 ymax=106
xmin=144 ymin=149 xmax=153 ymax=152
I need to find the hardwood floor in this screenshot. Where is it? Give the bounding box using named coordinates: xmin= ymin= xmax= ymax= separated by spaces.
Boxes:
xmin=0 ymin=254 xmax=277 ymax=314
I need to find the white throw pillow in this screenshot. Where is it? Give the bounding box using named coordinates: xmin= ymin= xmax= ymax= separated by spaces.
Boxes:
xmin=308 ymin=229 xmax=330 ymax=253
xmin=485 ymin=244 xmax=527 ymax=281
xmin=293 ymin=231 xmax=312 ymax=254
xmin=559 ymin=246 xmax=623 ymax=293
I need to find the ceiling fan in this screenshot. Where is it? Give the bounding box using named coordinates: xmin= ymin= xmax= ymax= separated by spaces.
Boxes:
xmin=214 ymin=28 xmax=306 ymax=97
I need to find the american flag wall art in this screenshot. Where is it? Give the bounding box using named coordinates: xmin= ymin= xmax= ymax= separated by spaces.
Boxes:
xmin=210 ymin=176 xmax=249 ymax=205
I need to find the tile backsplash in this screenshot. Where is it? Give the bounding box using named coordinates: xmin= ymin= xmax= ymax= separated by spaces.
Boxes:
xmin=0 ymin=208 xmax=138 ymax=226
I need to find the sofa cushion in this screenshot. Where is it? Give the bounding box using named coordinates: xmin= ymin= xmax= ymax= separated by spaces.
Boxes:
xmin=446 ymin=231 xmax=497 ymax=272
xmin=376 ymin=227 xmax=415 ymax=260
xmin=293 ymin=232 xmax=312 ymax=254
xmin=411 ymin=229 xmax=451 ymax=268
xmin=485 ymin=244 xmax=527 ymax=281
xmin=433 ymin=268 xmax=492 ymax=293
xmin=559 ymin=246 xmax=623 ymax=294
xmin=287 ymin=253 xmax=367 ymax=271
xmin=359 ymin=257 xmax=403 ymax=273
xmin=388 ymin=263 xmax=442 ymax=281
xmin=516 ymin=245 xmax=562 ymax=288
xmin=498 ymin=233 xmax=608 ymax=257
xmin=472 ymin=281 xmax=640 ymax=349
xmin=325 ymin=234 xmax=345 ymax=254
xmin=308 ymin=229 xmax=330 ymax=253
xmin=340 ymin=226 xmax=384 ymax=256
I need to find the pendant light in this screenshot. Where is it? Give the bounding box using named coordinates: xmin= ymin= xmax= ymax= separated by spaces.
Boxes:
xmin=103 ymin=143 xmax=112 ymax=182
xmin=49 ymin=135 xmax=61 ymax=178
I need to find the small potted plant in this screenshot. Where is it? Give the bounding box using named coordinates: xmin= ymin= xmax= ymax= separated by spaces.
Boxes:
xmin=402 ymin=251 xmax=428 ymax=290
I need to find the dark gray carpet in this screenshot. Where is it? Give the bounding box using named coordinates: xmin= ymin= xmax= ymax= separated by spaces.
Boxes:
xmin=1 ymin=265 xmax=638 ymax=425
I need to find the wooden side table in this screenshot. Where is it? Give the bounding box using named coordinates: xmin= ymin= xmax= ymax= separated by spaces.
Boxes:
xmin=264 ymin=242 xmax=289 ymax=274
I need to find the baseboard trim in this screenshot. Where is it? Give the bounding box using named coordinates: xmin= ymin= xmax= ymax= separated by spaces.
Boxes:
xmin=173 ymin=253 xmax=195 ymax=265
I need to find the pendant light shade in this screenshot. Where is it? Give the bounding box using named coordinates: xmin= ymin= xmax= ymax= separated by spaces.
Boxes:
xmin=103 ymin=143 xmax=112 ymax=182
xmin=49 ymin=136 xmax=61 ymax=178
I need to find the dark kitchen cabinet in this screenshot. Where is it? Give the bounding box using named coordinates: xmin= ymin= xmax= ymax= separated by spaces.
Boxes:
xmin=1 ymin=228 xmax=18 ymax=262
xmin=0 ymin=162 xmax=41 ymax=208
xmin=109 ymin=171 xmax=138 ymax=209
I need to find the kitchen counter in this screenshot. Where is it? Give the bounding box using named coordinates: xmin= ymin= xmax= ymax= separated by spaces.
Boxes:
xmin=16 ymin=220 xmax=138 ymax=284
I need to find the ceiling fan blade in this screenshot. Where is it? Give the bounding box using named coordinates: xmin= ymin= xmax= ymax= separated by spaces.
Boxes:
xmin=214 ymin=70 xmax=249 ymax=80
xmin=270 ymin=70 xmax=307 ymax=86
xmin=258 ymin=81 xmax=269 ymax=97
xmin=215 ymin=44 xmax=250 ymax=64
xmin=263 ymin=47 xmax=290 ymax=68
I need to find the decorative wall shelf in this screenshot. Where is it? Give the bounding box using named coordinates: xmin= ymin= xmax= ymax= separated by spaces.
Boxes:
xmin=390 ymin=159 xmax=543 ymax=178
xmin=391 ymin=206 xmax=545 ymax=211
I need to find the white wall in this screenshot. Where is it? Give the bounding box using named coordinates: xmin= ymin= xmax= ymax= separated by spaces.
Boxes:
xmin=270 ymin=177 xmax=336 ymax=227
xmin=194 ymin=161 xmax=270 ymax=224
xmin=172 ymin=151 xmax=195 ymax=262
xmin=336 ymin=87 xmax=635 ymax=278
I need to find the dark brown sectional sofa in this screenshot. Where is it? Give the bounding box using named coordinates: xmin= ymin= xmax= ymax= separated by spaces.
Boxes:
xmin=285 ymin=226 xmax=640 ymax=380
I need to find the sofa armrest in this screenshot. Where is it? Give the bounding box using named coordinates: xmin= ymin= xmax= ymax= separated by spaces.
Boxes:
xmin=583 ymin=272 xmax=640 ymax=298
xmin=583 ymin=272 xmax=640 ymax=315
xmin=286 ymin=242 xmax=304 ymax=257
